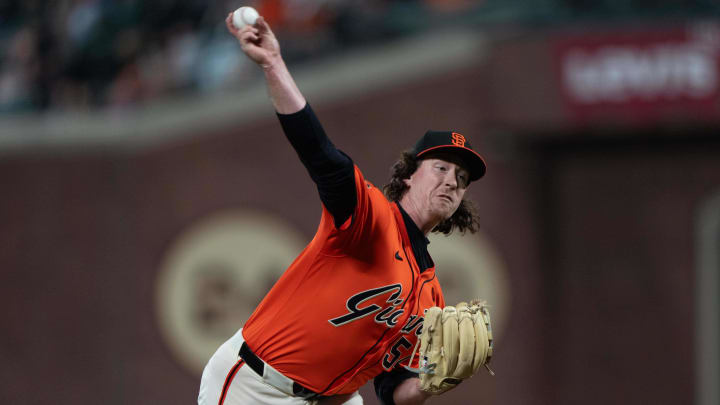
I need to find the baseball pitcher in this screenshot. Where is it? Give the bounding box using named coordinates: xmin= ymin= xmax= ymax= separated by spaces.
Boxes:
xmin=197 ymin=12 xmax=494 ymax=405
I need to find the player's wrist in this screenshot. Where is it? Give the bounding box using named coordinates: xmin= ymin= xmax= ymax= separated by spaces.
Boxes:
xmin=260 ymin=53 xmax=284 ymax=72
xmin=393 ymin=378 xmax=430 ymax=405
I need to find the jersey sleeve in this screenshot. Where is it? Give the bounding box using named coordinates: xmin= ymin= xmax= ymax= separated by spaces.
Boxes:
xmin=318 ymin=165 xmax=396 ymax=256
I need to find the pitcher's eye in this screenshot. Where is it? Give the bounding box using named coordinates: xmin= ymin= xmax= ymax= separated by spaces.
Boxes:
xmin=458 ymin=170 xmax=470 ymax=186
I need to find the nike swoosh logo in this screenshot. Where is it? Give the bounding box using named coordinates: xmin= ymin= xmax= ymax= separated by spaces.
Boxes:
xmin=395 ymin=251 xmax=403 ymax=261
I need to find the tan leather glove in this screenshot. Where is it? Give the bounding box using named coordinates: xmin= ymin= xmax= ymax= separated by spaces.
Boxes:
xmin=416 ymin=300 xmax=494 ymax=394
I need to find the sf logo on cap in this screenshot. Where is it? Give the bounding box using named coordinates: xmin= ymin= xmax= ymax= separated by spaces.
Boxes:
xmin=451 ymin=132 xmax=466 ymax=147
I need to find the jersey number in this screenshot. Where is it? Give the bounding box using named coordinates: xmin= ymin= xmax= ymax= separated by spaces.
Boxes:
xmin=382 ymin=336 xmax=412 ymax=370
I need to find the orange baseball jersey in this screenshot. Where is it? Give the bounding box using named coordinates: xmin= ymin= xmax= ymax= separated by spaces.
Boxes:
xmin=241 ymin=165 xmax=445 ymax=396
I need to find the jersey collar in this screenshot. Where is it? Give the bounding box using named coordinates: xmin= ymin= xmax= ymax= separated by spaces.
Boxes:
xmin=395 ymin=203 xmax=434 ymax=272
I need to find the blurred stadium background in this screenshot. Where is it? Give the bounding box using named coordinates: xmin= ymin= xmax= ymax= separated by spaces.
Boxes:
xmin=2 ymin=0 xmax=720 ymax=404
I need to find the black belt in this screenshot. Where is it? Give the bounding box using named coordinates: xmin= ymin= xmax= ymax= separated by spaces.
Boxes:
xmin=239 ymin=342 xmax=322 ymax=400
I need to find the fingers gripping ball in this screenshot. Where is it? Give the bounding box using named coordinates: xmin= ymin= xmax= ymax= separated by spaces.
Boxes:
xmin=232 ymin=6 xmax=259 ymax=29
xmin=417 ymin=301 xmax=494 ymax=395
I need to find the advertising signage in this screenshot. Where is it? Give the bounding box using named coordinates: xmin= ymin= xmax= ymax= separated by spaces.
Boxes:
xmin=555 ymin=23 xmax=720 ymax=126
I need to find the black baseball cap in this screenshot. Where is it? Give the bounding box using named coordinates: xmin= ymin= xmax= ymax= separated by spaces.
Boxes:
xmin=413 ymin=130 xmax=487 ymax=182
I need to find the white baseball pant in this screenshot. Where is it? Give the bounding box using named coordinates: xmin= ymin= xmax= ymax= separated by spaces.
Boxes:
xmin=198 ymin=329 xmax=363 ymax=405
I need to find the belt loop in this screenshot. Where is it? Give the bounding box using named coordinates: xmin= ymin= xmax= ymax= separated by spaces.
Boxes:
xmin=239 ymin=343 xmax=265 ymax=377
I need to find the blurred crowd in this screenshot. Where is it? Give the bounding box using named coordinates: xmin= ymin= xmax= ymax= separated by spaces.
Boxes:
xmin=2 ymin=0 xmax=715 ymax=114
xmin=0 ymin=0 xmax=480 ymax=114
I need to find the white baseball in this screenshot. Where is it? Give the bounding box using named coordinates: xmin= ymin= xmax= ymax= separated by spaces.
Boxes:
xmin=232 ymin=6 xmax=259 ymax=29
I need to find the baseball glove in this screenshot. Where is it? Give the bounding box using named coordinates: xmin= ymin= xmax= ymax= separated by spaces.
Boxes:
xmin=413 ymin=300 xmax=494 ymax=395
